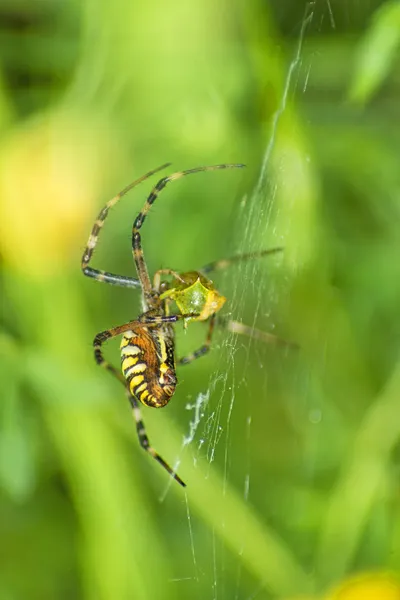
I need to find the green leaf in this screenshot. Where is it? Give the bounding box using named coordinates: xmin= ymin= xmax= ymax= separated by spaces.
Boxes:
xmin=348 ymin=1 xmax=400 ymax=104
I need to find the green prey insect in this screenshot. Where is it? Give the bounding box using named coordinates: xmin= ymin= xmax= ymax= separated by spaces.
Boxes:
xmin=157 ymin=248 xmax=293 ymax=365
xmin=82 ymin=162 xmax=292 ymax=487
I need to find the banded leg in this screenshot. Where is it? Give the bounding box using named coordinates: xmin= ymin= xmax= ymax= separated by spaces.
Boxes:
xmin=132 ymin=163 xmax=245 ymax=300
xmin=200 ymin=246 xmax=283 ymax=275
xmin=94 ymin=311 xmax=200 ymax=370
xmin=177 ymin=315 xmax=298 ymax=367
xmin=178 ymin=314 xmax=216 ymax=366
xmin=81 ymin=163 xmax=171 ymax=287
xmin=220 ymin=318 xmax=299 ymax=349
xmin=128 ymin=392 xmax=185 ymax=487
xmin=138 ymin=311 xmax=199 ymax=326
xmin=93 ymin=320 xmax=145 ymax=384
xmin=94 ymin=319 xmax=186 ymax=486
xmin=93 ymin=316 xmax=179 ymax=384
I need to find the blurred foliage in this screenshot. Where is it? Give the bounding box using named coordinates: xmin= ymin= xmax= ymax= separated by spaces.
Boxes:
xmin=0 ymin=0 xmax=399 ymax=599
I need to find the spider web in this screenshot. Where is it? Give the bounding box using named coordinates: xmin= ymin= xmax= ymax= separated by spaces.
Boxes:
xmin=161 ymin=2 xmax=329 ymax=598
xmin=175 ymin=4 xmax=313 ymax=476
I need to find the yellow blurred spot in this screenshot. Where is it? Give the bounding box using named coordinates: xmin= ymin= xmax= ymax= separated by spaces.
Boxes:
xmin=326 ymin=572 xmax=400 ymax=600
xmin=283 ymin=596 xmax=316 ymax=600
xmin=0 ymin=113 xmax=119 ymax=279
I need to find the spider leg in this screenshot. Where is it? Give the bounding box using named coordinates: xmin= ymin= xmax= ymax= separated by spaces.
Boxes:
xmin=178 ymin=314 xmax=297 ymax=366
xmin=93 ymin=313 xmax=198 ymax=372
xmin=200 ymin=246 xmax=283 ymax=275
xmin=93 ymin=319 xmax=186 ymax=486
xmin=93 ymin=322 xmax=138 ymax=384
xmin=81 ymin=163 xmax=171 ymax=287
xmin=139 ymin=312 xmax=199 ymax=326
xmin=178 ymin=314 xmax=216 ymax=365
xmin=128 ymin=392 xmax=185 ymax=487
xmin=131 ymin=163 xmax=245 ymax=301
xmin=153 ymin=269 xmax=186 ymax=293
xmin=220 ymin=318 xmax=298 ymax=349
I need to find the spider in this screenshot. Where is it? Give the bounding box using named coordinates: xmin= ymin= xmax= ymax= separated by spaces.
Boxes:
xmin=81 ymin=163 xmax=289 ymax=487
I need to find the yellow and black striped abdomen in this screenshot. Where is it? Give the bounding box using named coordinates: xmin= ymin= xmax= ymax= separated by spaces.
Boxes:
xmin=120 ymin=327 xmax=177 ymax=408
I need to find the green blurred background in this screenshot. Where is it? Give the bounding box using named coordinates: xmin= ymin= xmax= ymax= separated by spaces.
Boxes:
xmin=0 ymin=0 xmax=400 ymax=599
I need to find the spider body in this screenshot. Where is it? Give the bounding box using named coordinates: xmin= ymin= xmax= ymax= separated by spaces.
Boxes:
xmin=120 ymin=322 xmax=176 ymax=408
xmin=82 ymin=162 xmax=289 ymax=487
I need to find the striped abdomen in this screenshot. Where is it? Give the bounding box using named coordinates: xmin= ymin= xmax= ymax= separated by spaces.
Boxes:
xmin=120 ymin=326 xmax=177 ymax=408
